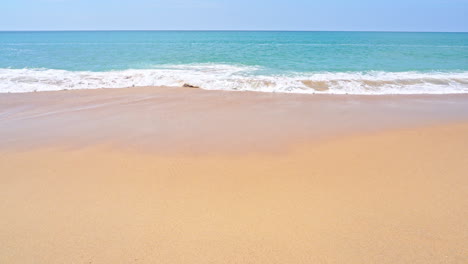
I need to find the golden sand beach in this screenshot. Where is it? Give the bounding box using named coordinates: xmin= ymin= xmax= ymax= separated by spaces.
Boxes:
xmin=1 ymin=87 xmax=468 ymax=263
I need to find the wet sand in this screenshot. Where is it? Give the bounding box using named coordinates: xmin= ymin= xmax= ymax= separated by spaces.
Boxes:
xmin=1 ymin=87 xmax=468 ymax=263
xmin=2 ymin=86 xmax=468 ymax=153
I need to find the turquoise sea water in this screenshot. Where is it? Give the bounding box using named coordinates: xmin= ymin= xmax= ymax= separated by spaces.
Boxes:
xmin=1 ymin=31 xmax=467 ymax=94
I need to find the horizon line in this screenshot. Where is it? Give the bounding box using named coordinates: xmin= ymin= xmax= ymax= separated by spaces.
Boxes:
xmin=0 ymin=29 xmax=467 ymax=33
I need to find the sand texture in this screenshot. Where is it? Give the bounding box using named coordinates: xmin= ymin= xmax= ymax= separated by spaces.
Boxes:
xmin=1 ymin=87 xmax=468 ymax=263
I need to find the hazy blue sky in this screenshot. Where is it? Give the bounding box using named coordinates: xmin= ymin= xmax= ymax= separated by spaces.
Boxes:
xmin=1 ymin=0 xmax=467 ymax=31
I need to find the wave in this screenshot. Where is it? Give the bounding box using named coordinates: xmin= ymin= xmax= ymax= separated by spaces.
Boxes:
xmin=1 ymin=65 xmax=468 ymax=95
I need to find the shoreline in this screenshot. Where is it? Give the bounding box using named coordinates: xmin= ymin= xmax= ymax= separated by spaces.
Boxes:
xmin=2 ymin=67 xmax=468 ymax=94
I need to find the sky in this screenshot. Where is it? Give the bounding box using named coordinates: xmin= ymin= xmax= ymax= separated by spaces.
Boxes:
xmin=1 ymin=0 xmax=467 ymax=32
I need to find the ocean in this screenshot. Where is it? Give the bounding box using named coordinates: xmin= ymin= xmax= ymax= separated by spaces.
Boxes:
xmin=1 ymin=31 xmax=467 ymax=94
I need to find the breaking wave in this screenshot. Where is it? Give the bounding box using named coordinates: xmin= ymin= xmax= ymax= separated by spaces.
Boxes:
xmin=1 ymin=64 xmax=468 ymax=95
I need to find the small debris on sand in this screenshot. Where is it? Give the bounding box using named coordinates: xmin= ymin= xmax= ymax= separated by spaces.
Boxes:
xmin=183 ymin=83 xmax=200 ymax=88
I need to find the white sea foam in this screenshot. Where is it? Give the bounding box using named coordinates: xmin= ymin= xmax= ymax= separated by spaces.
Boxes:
xmin=1 ymin=65 xmax=468 ymax=95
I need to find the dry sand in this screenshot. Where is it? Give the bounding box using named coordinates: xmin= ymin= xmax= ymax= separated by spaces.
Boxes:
xmin=1 ymin=87 xmax=468 ymax=263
